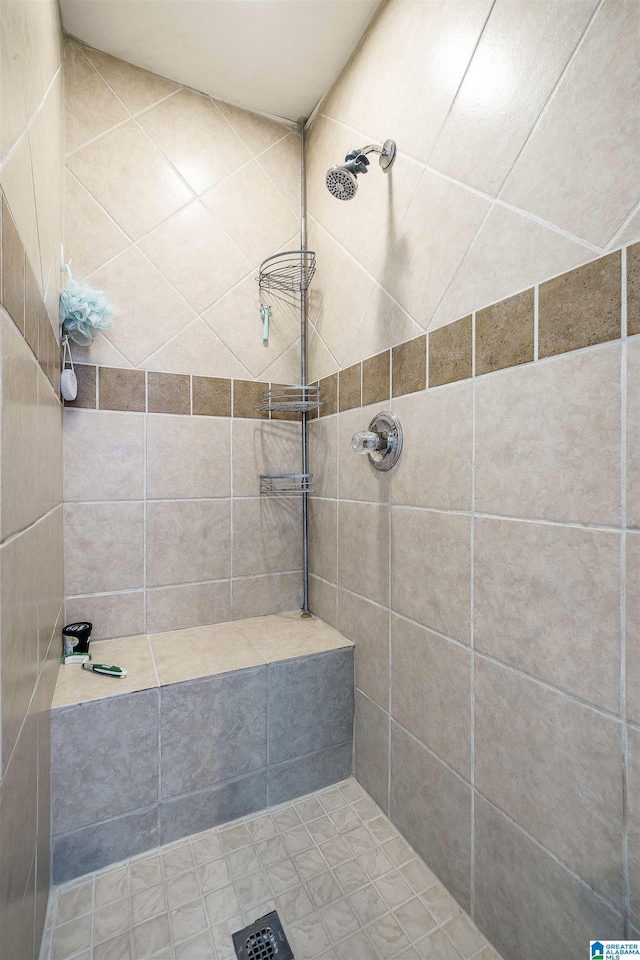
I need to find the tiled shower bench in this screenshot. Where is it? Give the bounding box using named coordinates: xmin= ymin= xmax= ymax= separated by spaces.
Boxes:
xmin=51 ymin=613 xmax=354 ymax=884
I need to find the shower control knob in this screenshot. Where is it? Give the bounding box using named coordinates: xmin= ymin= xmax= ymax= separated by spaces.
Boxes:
xmin=350 ymin=412 xmax=403 ymax=472
xmin=351 ymin=431 xmax=382 ymax=454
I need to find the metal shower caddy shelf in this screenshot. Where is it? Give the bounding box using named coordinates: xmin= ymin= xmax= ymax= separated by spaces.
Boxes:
xmin=257 ymin=383 xmax=321 ymax=414
xmin=257 ymin=250 xmax=316 ymax=297
xmin=259 ymin=473 xmax=313 ymax=496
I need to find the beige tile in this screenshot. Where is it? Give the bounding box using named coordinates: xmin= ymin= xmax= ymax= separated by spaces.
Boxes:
xmin=475 ymin=517 xmax=621 ymax=711
xmin=243 ymin=618 xmax=350 ymax=665
xmin=64 ymin=41 xmax=129 ymax=154
xmin=308 ymin=499 xmax=337 ymax=582
xmin=192 ymin=376 xmax=231 ymax=418
xmin=381 ymin=171 xmax=490 ymax=329
xmin=64 ymin=409 xmax=144 ymax=501
xmin=147 ymin=372 xmax=190 ymax=415
xmin=308 ymin=415 xmax=337 ymax=499
xmin=99 ymin=366 xmax=146 ymax=412
xmin=53 ymin=915 xmax=92 ymax=960
xmin=150 ymin=633 xmax=264 ymax=685
xmin=81 ymin=45 xmax=179 ymax=113
xmin=474 ymin=792 xmax=624 ymax=960
xmin=257 ymin=133 xmax=302 ymax=217
xmin=64 ymin=170 xmax=129 ymax=282
xmin=390 ymin=723 xmax=472 ymax=913
xmin=1 ymin=314 xmax=39 ymax=539
xmin=476 ymin=289 xmax=534 ymax=376
xmin=67 ymin=120 xmax=192 ymax=240
xmin=37 ymin=365 xmax=63 ymax=517
xmin=432 ymin=204 xmax=593 ymax=331
xmin=539 ymin=252 xmax=621 ymax=358
xmin=232 ymin=498 xmax=302 ymax=577
xmin=627 ymin=338 xmax=640 ymax=528
xmin=30 ymin=75 xmax=63 ymax=289
xmin=309 ymin=576 xmax=337 ymax=628
xmin=317 ymin=251 xmax=375 ymax=367
xmin=338 ymin=363 xmax=362 ymax=412
xmin=391 ymin=380 xmax=472 ymax=510
xmin=147 ymin=415 xmax=230 ymax=499
xmin=338 ymin=404 xmax=390 ymax=504
xmin=231 ymin=573 xmax=301 ymax=621
xmin=217 ymin=100 xmax=292 ymax=157
xmin=138 ymin=89 xmax=251 ymax=195
xmin=203 ymin=161 xmax=298 ymax=268
xmin=1 ymin=197 xmax=26 ymax=331
xmin=338 ymin=588 xmax=388 ymax=711
xmin=141 ymin=319 xmax=249 ymax=380
xmin=475 ymin=342 xmax=621 ymax=524
xmin=475 ymin=657 xmax=624 ymax=906
xmin=338 ymin=500 xmax=389 ymax=605
xmin=307 ymin=326 xmax=339 ymax=385
xmin=629 ymin=725 xmax=640 ymax=926
xmin=391 ymin=615 xmax=471 ymax=778
xmin=305 ymin=115 xmax=359 ymax=245
xmin=65 ymin=592 xmax=145 ymax=642
xmin=203 ymin=274 xmax=299 ymax=379
xmin=345 ymin=287 xmax=423 ymax=369
xmin=146 ymin=499 xmax=231 ymax=586
xmin=88 ymin=247 xmax=195 ymax=366
xmin=354 ymin=692 xmax=389 ymax=815
xmin=501 ymin=0 xmax=640 ymax=246
xmin=69 ymin=335 xmax=133 ymax=373
xmin=343 ymin=153 xmax=423 ymax=280
xmin=232 ymin=419 xmax=300 ymax=497
xmin=146 ymin=580 xmax=231 ymax=635
xmin=306 ymin=215 xmax=342 ymax=325
xmin=430 ymin=1 xmax=596 ymax=195
xmin=52 ymin=636 xmax=157 ymax=708
xmin=627 ymin=533 xmax=640 ymax=724
xmin=139 ymin=200 xmax=250 ymax=315
xmin=391 ymin=508 xmax=471 ymax=643
xmin=64 ymin=501 xmax=144 ymax=595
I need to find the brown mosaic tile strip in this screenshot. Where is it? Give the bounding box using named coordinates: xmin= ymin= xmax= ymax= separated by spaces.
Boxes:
xmin=362 ymin=350 xmax=391 ymax=406
xmin=538 ymin=251 xmax=621 ymax=358
xmin=628 ymin=241 xmax=640 ymax=337
xmin=99 ymin=367 xmax=146 ymax=412
xmin=271 ymin=383 xmax=302 ymax=422
xmin=339 ymin=363 xmax=362 ymax=411
xmin=318 ymin=373 xmax=337 ymax=418
xmin=148 ymin=371 xmax=190 ymax=415
xmin=428 ymin=318 xmax=472 ymax=388
xmin=192 ymin=376 xmax=231 ymax=417
xmin=233 ymin=379 xmax=268 ymax=419
xmin=476 ymin=289 xmax=534 ymax=376
xmin=392 ymin=334 xmax=426 ymax=397
xmin=0 ymin=190 xmax=61 ymax=397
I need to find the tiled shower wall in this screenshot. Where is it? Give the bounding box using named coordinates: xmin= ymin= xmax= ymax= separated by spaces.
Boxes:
xmin=305 ymin=1 xmax=640 ymax=957
xmin=0 ymin=1 xmax=65 ymax=957
xmin=62 ymin=41 xmax=306 ymax=638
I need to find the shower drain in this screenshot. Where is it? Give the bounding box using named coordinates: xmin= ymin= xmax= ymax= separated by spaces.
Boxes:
xmin=232 ymin=911 xmax=294 ymax=960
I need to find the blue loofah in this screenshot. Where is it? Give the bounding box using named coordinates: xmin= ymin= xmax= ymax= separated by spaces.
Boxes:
xmin=59 ymin=265 xmax=117 ymax=346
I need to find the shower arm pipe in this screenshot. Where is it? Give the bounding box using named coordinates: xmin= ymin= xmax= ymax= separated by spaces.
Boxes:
xmin=299 ymin=118 xmax=310 ymax=616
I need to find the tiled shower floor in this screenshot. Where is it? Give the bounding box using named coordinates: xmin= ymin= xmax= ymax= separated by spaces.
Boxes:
xmin=41 ymin=778 xmax=500 ymax=960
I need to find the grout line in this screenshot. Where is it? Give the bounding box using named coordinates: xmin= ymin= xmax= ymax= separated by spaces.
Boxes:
xmin=533 ymin=285 xmax=539 ymax=362
xmin=620 ymin=326 xmax=629 ymax=936
xmin=469 ymin=309 xmax=477 ymax=919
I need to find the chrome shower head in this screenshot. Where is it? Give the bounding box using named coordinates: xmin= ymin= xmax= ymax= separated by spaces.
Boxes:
xmin=325 ymin=140 xmax=396 ymax=201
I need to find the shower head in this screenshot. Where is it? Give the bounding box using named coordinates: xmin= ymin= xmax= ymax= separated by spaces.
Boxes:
xmin=325 ymin=139 xmax=396 ymax=200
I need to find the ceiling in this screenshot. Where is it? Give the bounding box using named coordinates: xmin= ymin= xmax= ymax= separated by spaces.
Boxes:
xmin=59 ymin=0 xmax=381 ymax=122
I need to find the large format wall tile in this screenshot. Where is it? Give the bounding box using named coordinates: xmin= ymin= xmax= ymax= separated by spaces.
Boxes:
xmin=475 ymin=343 xmax=621 ymax=524
xmin=308 ymin=498 xmax=337 ymax=583
xmin=146 ymin=415 xmax=231 ymax=500
xmin=354 ymin=691 xmax=389 ymax=814
xmin=629 ymin=725 xmax=640 ymax=926
xmin=80 ymin=44 xmax=179 ymax=114
xmin=160 ymin=668 xmax=267 ymax=798
xmin=475 ymin=658 xmax=624 ymax=906
xmin=628 ymin=338 xmax=640 ymax=528
xmin=391 ymin=615 xmax=470 ymax=778
xmin=232 ymin=498 xmax=302 ymax=578
xmin=146 ymin=579 xmax=232 ymax=635
xmin=146 ymin=499 xmax=231 ymax=586
xmin=51 ymin=690 xmax=159 ymax=836
xmin=338 ymin=500 xmax=389 ymax=605
xmin=475 ymin=517 xmax=621 ymax=710
xmin=268 ymin=648 xmax=354 ymax=764
xmin=391 ymin=508 xmax=471 ymax=643
xmin=474 ymin=795 xmax=624 ymax=959
xmin=338 ymin=588 xmax=388 ymax=710
xmin=64 ymin=502 xmax=144 ymax=595
xmin=390 ymin=723 xmax=472 ymax=912
xmin=1 ymin=313 xmax=38 ymax=540
xmin=65 ymin=591 xmax=145 ymax=642
xmin=628 ymin=533 xmax=640 ymax=724
xmin=64 ymin=41 xmax=129 ymax=154
xmin=64 ymin=409 xmax=144 ymax=501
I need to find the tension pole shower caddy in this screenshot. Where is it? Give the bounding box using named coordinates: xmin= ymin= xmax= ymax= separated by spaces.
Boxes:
xmin=257 ymin=120 xmax=319 ymax=616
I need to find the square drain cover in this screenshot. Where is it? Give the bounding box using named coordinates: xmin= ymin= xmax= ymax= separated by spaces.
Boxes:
xmin=232 ymin=911 xmax=294 ymax=960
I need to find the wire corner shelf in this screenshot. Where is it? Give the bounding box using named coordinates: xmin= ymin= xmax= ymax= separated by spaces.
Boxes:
xmin=257 ymin=384 xmax=321 ymax=414
xmin=258 ymin=250 xmax=316 ymax=296
xmin=260 ymin=473 xmax=313 ymax=497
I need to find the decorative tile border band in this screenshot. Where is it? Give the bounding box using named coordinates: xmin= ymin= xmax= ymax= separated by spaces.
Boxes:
xmin=0 ymin=191 xmax=61 ymax=397
xmin=310 ymin=242 xmax=640 ymax=417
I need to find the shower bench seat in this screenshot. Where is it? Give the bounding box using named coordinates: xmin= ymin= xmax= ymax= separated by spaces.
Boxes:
xmin=50 ymin=612 xmax=354 ymax=883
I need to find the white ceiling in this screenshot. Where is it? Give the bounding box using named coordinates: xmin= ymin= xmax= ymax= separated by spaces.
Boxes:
xmin=59 ymin=0 xmax=380 ymax=122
